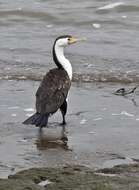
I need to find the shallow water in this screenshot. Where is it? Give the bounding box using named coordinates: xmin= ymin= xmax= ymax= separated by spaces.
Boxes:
xmin=0 ymin=0 xmax=139 ymax=82
xmin=0 ymin=0 xmax=139 ymax=179
xmin=0 ymin=80 xmax=139 ymax=178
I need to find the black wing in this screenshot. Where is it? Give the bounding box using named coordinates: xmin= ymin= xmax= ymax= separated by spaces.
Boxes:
xmin=36 ymin=68 xmax=71 ymax=114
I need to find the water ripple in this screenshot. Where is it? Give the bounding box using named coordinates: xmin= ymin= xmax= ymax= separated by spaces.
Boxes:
xmin=0 ymin=71 xmax=139 ymax=83
xmin=0 ymin=9 xmax=56 ymax=20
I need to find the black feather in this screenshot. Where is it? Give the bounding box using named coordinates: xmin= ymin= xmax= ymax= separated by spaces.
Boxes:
xmin=23 ymin=113 xmax=49 ymax=127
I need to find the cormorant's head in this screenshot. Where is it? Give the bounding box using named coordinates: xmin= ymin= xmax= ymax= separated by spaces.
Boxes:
xmin=54 ymin=35 xmax=79 ymax=47
xmin=53 ymin=35 xmax=86 ymax=76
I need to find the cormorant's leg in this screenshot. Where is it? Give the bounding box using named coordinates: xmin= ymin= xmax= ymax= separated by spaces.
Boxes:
xmin=61 ymin=126 xmax=68 ymax=144
xmin=60 ymin=100 xmax=67 ymax=125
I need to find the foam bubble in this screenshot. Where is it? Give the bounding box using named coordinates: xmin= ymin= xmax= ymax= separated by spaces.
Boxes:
xmin=24 ymin=108 xmax=35 ymax=112
xmin=80 ymin=118 xmax=87 ymax=124
xmin=11 ymin=114 xmax=17 ymax=117
xmin=46 ymin=24 xmax=53 ymax=28
xmin=38 ymin=179 xmax=52 ymax=187
xmin=98 ymin=2 xmax=124 ymax=10
xmin=17 ymin=7 xmax=22 ymax=10
xmin=8 ymin=106 xmax=19 ymax=110
xmin=93 ymin=117 xmax=102 ymax=121
xmin=26 ymin=113 xmax=33 ymax=117
xmin=88 ymin=131 xmax=96 ymax=134
xmin=92 ymin=23 xmax=101 ymax=29
xmin=121 ymin=111 xmax=134 ymax=117
xmin=122 ymin=15 xmax=127 ymax=18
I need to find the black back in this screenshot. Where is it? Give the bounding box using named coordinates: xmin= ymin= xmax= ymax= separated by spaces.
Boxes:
xmin=36 ymin=68 xmax=71 ymax=114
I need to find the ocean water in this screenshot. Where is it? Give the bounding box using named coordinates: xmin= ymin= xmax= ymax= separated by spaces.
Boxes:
xmin=0 ymin=0 xmax=139 ymax=83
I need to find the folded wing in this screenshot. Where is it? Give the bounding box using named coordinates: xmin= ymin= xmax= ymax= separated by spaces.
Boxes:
xmin=36 ymin=68 xmax=71 ymax=114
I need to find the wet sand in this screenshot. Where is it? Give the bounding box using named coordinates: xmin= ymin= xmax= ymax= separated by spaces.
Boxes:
xmin=0 ymin=79 xmax=139 ymax=178
xmin=1 ymin=164 xmax=139 ymax=190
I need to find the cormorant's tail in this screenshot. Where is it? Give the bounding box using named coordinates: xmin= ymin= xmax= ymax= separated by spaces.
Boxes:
xmin=23 ymin=113 xmax=49 ymax=128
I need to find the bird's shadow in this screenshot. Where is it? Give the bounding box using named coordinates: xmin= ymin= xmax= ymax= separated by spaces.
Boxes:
xmin=36 ymin=126 xmax=70 ymax=151
xmin=124 ymin=96 xmax=138 ymax=107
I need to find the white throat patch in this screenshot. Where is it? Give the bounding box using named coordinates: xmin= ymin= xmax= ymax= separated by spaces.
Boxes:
xmin=54 ymin=42 xmax=72 ymax=80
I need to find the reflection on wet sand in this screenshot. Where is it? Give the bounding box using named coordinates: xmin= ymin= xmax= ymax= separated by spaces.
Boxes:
xmin=36 ymin=127 xmax=69 ymax=151
xmin=123 ymin=96 xmax=138 ymax=107
xmin=131 ymin=98 xmax=138 ymax=107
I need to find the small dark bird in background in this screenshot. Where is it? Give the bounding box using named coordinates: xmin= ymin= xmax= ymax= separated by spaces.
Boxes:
xmin=23 ymin=35 xmax=83 ymax=128
xmin=113 ymin=86 xmax=138 ymax=96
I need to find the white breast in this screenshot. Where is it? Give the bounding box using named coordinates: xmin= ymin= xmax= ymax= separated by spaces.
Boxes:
xmin=54 ymin=43 xmax=72 ymax=80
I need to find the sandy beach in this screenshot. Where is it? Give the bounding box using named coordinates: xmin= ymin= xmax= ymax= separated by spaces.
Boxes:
xmin=0 ymin=79 xmax=139 ymax=179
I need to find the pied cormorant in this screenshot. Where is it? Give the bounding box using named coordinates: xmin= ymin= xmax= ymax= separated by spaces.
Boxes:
xmin=23 ymin=35 xmax=79 ymax=128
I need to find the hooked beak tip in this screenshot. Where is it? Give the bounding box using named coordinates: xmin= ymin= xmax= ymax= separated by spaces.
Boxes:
xmin=76 ymin=37 xmax=87 ymax=42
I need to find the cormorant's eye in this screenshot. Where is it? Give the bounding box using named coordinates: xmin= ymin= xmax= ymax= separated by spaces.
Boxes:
xmin=68 ymin=38 xmax=72 ymax=44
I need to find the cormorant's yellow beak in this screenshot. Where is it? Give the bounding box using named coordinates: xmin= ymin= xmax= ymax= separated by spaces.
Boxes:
xmin=68 ymin=37 xmax=86 ymax=44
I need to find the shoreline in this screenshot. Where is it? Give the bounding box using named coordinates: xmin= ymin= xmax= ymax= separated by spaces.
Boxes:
xmin=0 ymin=163 xmax=139 ymax=189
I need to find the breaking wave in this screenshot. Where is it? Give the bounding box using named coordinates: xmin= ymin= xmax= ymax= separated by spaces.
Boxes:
xmin=97 ymin=2 xmax=139 ymax=12
xmin=0 ymin=71 xmax=139 ymax=83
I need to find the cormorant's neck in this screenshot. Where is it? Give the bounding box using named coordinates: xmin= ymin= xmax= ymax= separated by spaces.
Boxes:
xmin=53 ymin=44 xmax=72 ymax=80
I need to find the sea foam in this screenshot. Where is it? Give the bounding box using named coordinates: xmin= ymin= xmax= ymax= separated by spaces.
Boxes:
xmin=98 ymin=2 xmax=124 ymax=10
